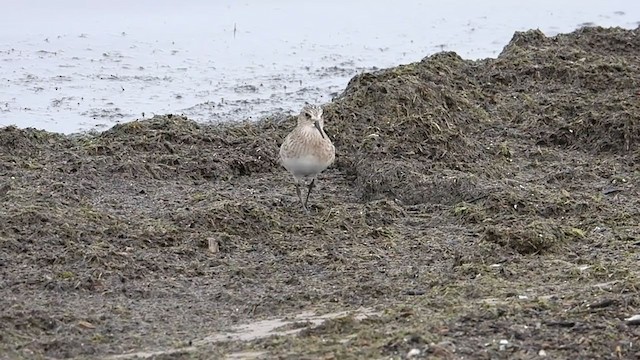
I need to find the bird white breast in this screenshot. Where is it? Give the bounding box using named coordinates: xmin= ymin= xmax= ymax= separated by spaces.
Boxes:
xmin=282 ymin=155 xmax=330 ymax=178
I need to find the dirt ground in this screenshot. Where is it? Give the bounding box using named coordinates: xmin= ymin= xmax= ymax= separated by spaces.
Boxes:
xmin=1 ymin=25 xmax=639 ymax=360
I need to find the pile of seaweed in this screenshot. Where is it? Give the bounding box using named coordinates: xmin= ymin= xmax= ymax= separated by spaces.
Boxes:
xmin=324 ymin=26 xmax=639 ymax=203
xmin=0 ymin=26 xmax=637 ymax=266
xmin=1 ymin=25 xmax=639 ymax=359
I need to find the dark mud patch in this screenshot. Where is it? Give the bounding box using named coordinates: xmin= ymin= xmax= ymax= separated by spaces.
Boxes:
xmin=1 ymin=26 xmax=640 ymax=359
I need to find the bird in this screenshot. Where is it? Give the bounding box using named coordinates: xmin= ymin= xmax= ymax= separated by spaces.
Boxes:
xmin=279 ymin=104 xmax=336 ymax=213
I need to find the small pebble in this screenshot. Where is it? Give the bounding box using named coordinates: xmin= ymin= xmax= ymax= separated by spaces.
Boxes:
xmin=407 ymin=348 xmax=420 ymax=358
xmin=499 ymin=339 xmax=508 ymax=351
xmin=539 ymin=349 xmax=547 ymax=357
xmin=207 ymin=238 xmax=219 ymax=253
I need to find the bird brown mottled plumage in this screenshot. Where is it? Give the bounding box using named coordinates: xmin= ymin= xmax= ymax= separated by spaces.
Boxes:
xmin=279 ymin=104 xmax=335 ymax=213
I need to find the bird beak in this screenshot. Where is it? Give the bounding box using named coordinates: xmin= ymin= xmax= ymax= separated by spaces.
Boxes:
xmin=314 ymin=120 xmax=325 ymax=139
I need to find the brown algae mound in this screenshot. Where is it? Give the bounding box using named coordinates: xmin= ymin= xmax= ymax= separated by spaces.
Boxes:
xmin=326 ymin=26 xmax=639 ymax=202
xmin=485 ymin=27 xmax=640 ymax=154
xmin=74 ymin=114 xmax=287 ymax=180
xmin=324 ymin=25 xmax=639 ymax=253
xmin=324 ymin=51 xmax=493 ymax=203
xmin=1 ymin=26 xmax=640 ymax=359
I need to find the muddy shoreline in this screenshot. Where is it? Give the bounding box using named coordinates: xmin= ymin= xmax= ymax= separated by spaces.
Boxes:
xmin=1 ymin=26 xmax=639 ymax=359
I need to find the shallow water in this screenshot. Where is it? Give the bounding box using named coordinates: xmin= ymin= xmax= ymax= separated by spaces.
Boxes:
xmin=1 ymin=0 xmax=638 ymax=134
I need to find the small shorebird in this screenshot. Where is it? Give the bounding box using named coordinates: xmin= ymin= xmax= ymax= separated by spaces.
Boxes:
xmin=279 ymin=104 xmax=335 ymax=213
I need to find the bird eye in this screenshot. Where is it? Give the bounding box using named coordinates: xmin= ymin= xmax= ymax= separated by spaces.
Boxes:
xmin=304 ymin=112 xmax=312 ymax=118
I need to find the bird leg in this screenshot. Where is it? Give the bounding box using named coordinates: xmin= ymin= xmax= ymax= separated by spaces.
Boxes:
xmin=295 ymin=180 xmax=309 ymax=213
xmin=304 ymin=178 xmax=316 ymax=209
